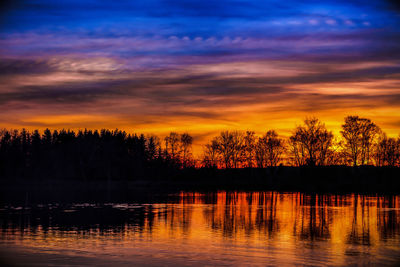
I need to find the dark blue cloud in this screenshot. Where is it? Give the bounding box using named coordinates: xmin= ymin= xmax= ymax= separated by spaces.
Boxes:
xmin=1 ymin=0 xmax=399 ymax=36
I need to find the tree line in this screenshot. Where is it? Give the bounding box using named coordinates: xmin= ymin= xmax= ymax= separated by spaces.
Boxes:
xmin=0 ymin=115 xmax=399 ymax=181
xmin=0 ymin=129 xmax=193 ymax=180
xmin=202 ymin=116 xmax=400 ymax=168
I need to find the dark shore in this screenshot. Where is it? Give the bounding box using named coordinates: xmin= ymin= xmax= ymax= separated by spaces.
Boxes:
xmin=1 ymin=166 xmax=399 ymax=204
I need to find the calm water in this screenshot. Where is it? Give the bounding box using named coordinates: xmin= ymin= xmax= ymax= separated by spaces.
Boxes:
xmin=1 ymin=192 xmax=400 ymax=266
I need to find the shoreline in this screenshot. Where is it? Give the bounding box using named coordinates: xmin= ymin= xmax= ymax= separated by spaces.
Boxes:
xmin=1 ymin=166 xmax=399 ymax=204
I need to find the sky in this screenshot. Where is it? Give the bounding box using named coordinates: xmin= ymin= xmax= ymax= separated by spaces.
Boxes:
xmin=1 ymin=0 xmax=400 ymax=154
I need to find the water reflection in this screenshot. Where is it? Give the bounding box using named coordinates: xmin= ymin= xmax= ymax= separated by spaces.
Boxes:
xmin=1 ymin=192 xmax=400 ymax=266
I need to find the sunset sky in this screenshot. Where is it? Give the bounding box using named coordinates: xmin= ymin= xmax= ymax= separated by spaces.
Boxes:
xmin=1 ymin=0 xmax=400 ymax=153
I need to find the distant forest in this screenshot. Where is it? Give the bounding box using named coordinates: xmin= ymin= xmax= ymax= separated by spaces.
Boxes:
xmin=1 ymin=115 xmax=399 ymax=180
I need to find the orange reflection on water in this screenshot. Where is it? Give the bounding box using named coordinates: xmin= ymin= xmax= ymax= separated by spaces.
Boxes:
xmin=1 ymin=192 xmax=400 ymax=266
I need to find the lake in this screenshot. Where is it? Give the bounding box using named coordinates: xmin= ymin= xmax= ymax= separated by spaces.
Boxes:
xmin=1 ymin=192 xmax=400 ymax=266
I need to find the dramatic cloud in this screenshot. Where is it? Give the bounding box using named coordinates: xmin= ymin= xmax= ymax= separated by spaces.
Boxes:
xmin=0 ymin=0 xmax=400 ymax=154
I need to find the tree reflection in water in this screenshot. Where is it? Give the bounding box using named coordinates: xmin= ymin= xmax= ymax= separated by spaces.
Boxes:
xmin=1 ymin=192 xmax=399 ymax=266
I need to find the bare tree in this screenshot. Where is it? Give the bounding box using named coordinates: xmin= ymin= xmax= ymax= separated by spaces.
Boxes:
xmin=255 ymin=131 xmax=285 ymax=168
xmin=359 ymin=118 xmax=380 ymax=165
xmin=244 ymin=131 xmax=256 ymax=167
xmin=289 ymin=134 xmax=307 ymax=167
xmin=325 ymin=139 xmax=350 ymax=166
xmin=231 ymin=131 xmax=245 ymax=168
xmin=215 ymin=131 xmax=233 ymax=168
xmin=289 ymin=118 xmax=333 ymax=166
xmin=203 ymin=138 xmax=220 ymax=168
xmin=264 ymin=130 xmax=285 ymax=167
xmin=164 ymin=132 xmax=180 ymax=162
xmin=213 ymin=131 xmax=245 ymax=168
xmin=341 ymin=116 xmax=379 ymax=166
xmin=255 ymin=136 xmax=267 ymax=168
xmin=374 ymin=132 xmax=400 ymax=167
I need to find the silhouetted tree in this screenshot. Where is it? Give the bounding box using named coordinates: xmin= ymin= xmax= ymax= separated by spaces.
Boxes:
xmin=180 ymin=133 xmax=193 ymax=168
xmin=341 ymin=116 xmax=380 ymax=166
xmin=255 ymin=130 xmax=285 ymax=168
xmin=289 ymin=118 xmax=333 ymax=166
xmin=231 ymin=131 xmax=245 ymax=168
xmin=255 ymin=137 xmax=266 ymax=168
xmin=146 ymin=135 xmax=161 ymax=161
xmin=264 ymin=130 xmax=285 ymax=167
xmin=374 ymin=133 xmax=400 ymax=167
xmin=203 ymin=138 xmax=220 ymax=168
xmin=165 ymin=132 xmax=180 ymax=163
xmin=212 ymin=131 xmax=245 ymax=168
xmin=325 ymin=139 xmax=350 ymax=166
xmin=244 ymin=131 xmax=256 ymax=168
xmin=214 ymin=131 xmax=234 ymax=169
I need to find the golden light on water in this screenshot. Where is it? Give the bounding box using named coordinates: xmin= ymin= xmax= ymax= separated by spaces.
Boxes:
xmin=1 ymin=192 xmax=399 ymax=265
